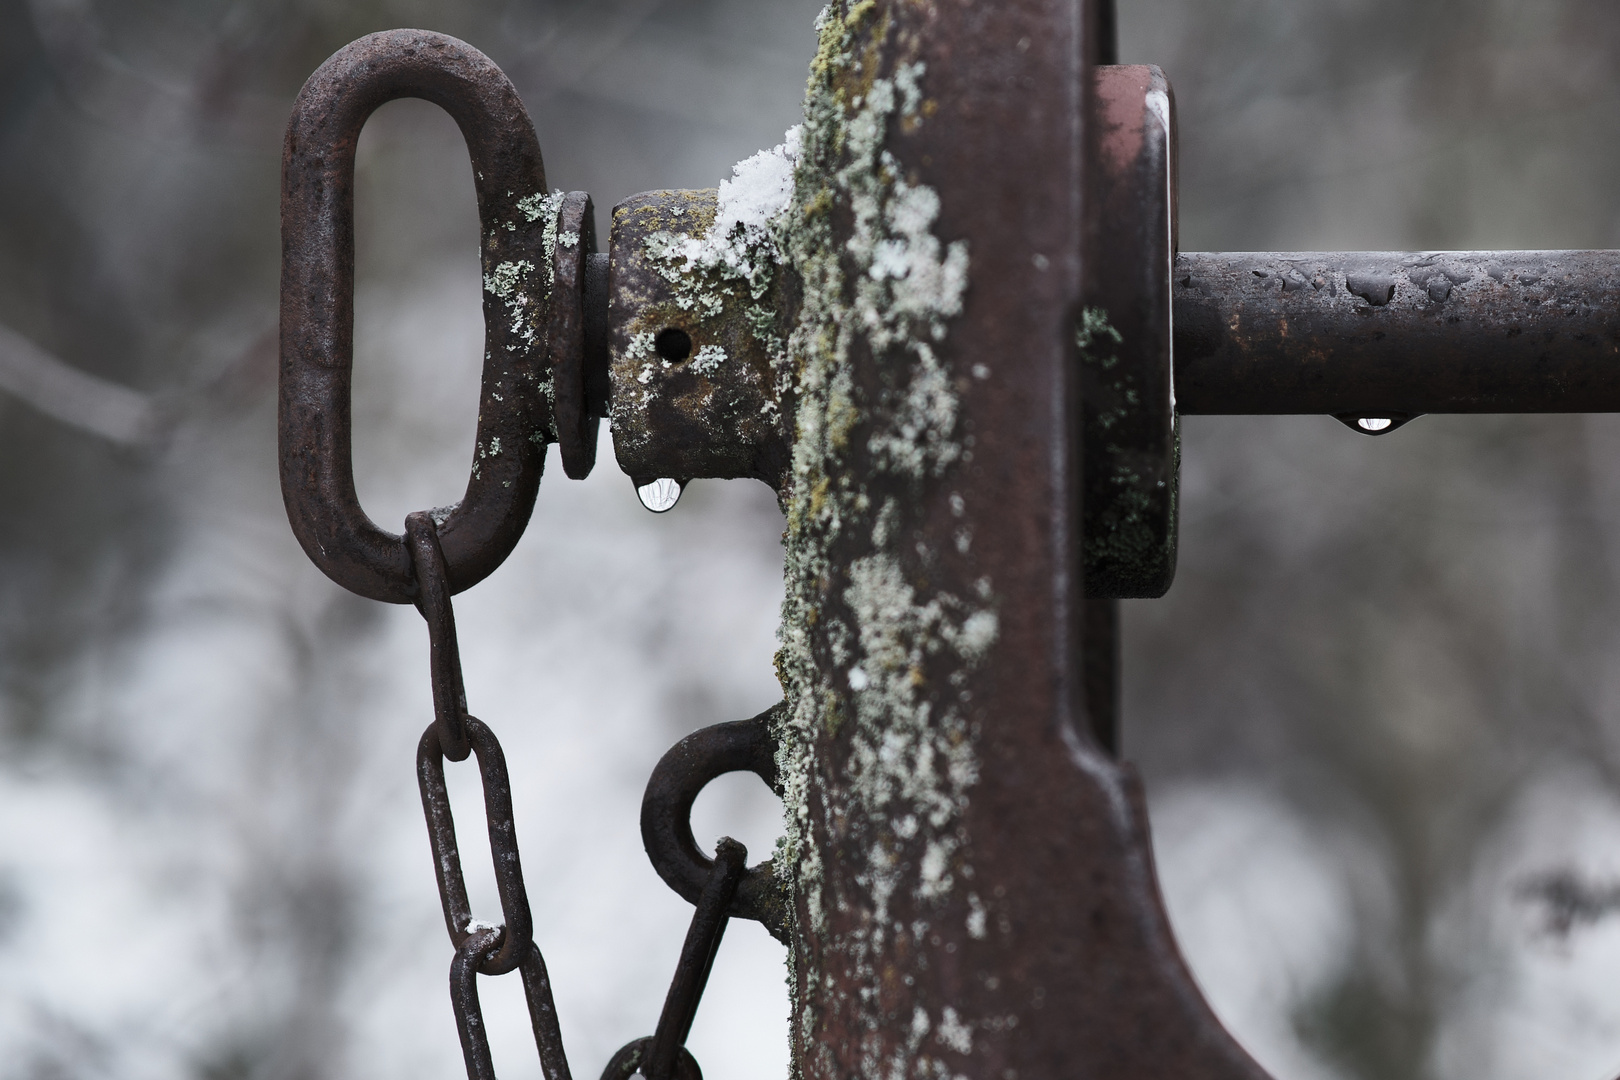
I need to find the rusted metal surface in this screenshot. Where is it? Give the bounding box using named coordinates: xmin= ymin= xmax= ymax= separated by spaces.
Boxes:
xmin=609 ymin=712 xmax=811 ymax=1080
xmin=411 ymin=490 xmax=761 ymax=1080
xmin=770 ymin=1 xmax=1271 ymax=1077
xmin=280 ymin=30 xmax=585 ymax=604
xmin=1175 ymin=249 xmax=1620 ymax=417
xmin=275 ymin=15 xmax=1620 ymax=1080
xmin=584 ymin=251 xmax=613 ymax=418
xmin=407 ymin=512 xmax=473 ymax=761
xmin=1085 ymin=64 xmax=1179 ymax=599
xmin=606 ymin=189 xmax=798 ymax=493
xmin=280 ymin=32 xmax=760 ymax=1080
xmin=552 ymin=190 xmax=602 ymax=479
xmin=1082 ymin=597 xmax=1121 ymax=754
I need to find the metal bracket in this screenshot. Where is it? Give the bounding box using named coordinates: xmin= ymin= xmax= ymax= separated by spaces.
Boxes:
xmin=603 ymin=190 xmax=797 ymax=494
xmin=1086 ymin=64 xmax=1179 ymax=599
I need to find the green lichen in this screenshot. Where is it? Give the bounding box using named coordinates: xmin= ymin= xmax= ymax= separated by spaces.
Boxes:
xmin=770 ymin=4 xmax=997 ymax=1078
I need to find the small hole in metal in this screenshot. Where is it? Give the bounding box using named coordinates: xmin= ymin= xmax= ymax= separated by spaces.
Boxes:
xmin=654 ymin=328 xmax=692 ymax=362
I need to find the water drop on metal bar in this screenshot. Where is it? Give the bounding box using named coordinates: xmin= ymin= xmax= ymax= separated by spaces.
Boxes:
xmin=636 ymin=478 xmax=684 ymax=513
xmin=1332 ymin=412 xmax=1419 ymax=437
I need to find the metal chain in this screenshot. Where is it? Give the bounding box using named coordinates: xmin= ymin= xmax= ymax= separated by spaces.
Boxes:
xmin=407 ymin=509 xmax=749 ymax=1080
xmin=407 ymin=511 xmax=574 ymax=1080
xmin=601 ymin=841 xmax=748 ymax=1080
xmin=281 ymin=35 xmax=775 ymax=1080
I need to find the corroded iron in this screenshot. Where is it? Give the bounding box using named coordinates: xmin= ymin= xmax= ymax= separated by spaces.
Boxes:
xmin=604 ymin=840 xmax=747 ymax=1080
xmin=640 ymin=704 xmax=790 ymax=941
xmin=766 ymin=2 xmax=1271 ymax=1078
xmin=606 ymin=189 xmax=797 ymax=493
xmin=551 ymin=190 xmax=602 ymax=479
xmin=1085 ymin=64 xmax=1179 ymax=600
xmin=1175 ymin=249 xmax=1620 ymax=417
xmin=281 ymin=32 xmax=760 ymax=1080
xmin=277 ymin=14 xmax=1620 ymax=1080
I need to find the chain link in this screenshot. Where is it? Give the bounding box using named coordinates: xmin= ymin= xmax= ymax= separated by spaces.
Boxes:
xmin=597 ymin=840 xmax=745 ymax=1080
xmin=409 ymin=510 xmax=576 ymax=1079
xmin=407 ymin=511 xmax=472 ymax=761
xmin=408 ymin=508 xmax=757 ymax=1080
xmin=281 ymin=31 xmax=788 ymax=1080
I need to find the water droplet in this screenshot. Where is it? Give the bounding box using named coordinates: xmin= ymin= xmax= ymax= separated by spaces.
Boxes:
xmin=1333 ymin=412 xmax=1419 ymax=437
xmin=636 ymin=477 xmax=684 ymax=513
xmin=1346 ymin=271 xmax=1396 ymax=306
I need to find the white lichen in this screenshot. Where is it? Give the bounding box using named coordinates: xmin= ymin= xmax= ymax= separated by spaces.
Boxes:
xmin=516 ymin=192 xmax=550 ymax=222
xmin=935 ymin=1007 xmax=973 ymax=1055
xmin=689 ymin=343 xmax=728 ymax=375
xmin=481 ymin=188 xmax=570 ymax=438
xmin=639 ymin=128 xmax=804 ymax=363
xmin=483 ymin=259 xmax=533 ymax=301
xmin=770 ymin=4 xmax=998 ymax=1078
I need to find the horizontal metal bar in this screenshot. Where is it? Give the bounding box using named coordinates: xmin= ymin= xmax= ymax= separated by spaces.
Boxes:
xmin=1173 ymin=250 xmax=1620 ymax=414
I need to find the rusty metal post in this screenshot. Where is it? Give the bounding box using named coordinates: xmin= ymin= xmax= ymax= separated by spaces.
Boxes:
xmin=771 ymin=2 xmax=1270 ymax=1078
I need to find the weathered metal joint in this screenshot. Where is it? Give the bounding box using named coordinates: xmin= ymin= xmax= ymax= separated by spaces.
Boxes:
xmin=278 ymin=21 xmax=1620 ymax=1080
xmin=1085 ymin=64 xmax=1180 ymax=599
xmin=603 ymin=190 xmax=799 ymax=494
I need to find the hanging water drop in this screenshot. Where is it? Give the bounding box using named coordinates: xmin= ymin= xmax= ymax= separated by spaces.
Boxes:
xmin=1332 ymin=412 xmax=1419 ymax=437
xmin=636 ymin=477 xmax=685 ymax=513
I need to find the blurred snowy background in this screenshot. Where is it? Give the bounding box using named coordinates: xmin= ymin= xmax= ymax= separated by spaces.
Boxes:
xmin=0 ymin=2 xmax=1616 ymax=1080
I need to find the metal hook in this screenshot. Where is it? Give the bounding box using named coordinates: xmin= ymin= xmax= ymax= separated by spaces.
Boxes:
xmin=640 ymin=703 xmax=790 ymax=943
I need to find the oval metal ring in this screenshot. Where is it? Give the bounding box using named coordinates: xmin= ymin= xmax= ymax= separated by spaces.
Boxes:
xmin=281 ymin=29 xmax=555 ymax=603
xmin=640 ymin=703 xmax=788 ymax=943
